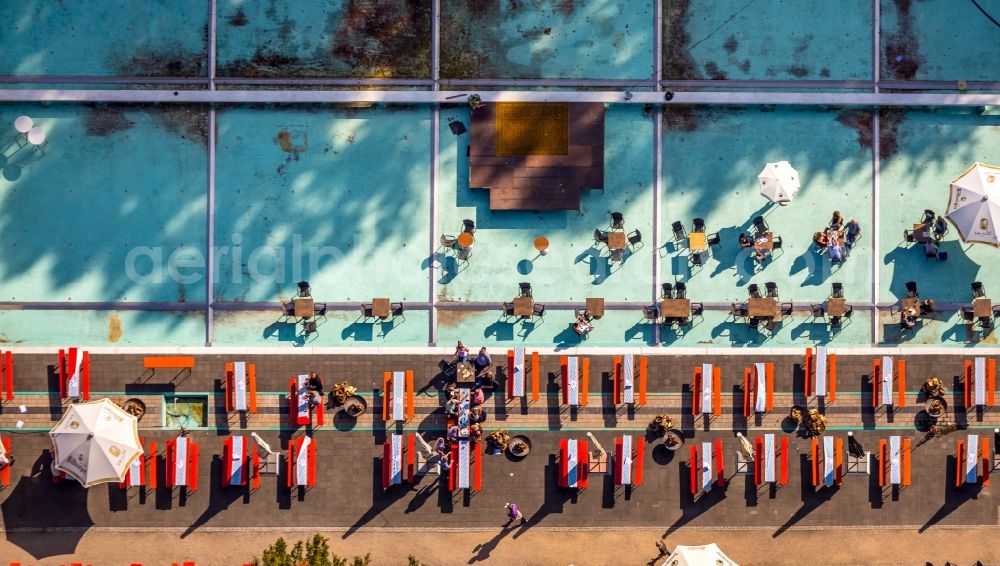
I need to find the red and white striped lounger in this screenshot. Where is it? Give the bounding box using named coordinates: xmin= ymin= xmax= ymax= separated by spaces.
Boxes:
xmin=165 ymin=436 xmax=199 ymax=493
xmin=289 ymin=375 xmax=323 ymax=426
xmin=382 ymin=433 xmax=415 ymax=490
xmin=383 ymin=371 xmax=414 ymax=423
xmin=743 ymin=362 xmax=773 ymax=416
xmin=222 ymin=436 xmax=259 ymax=489
xmin=878 ymin=435 xmax=911 ymax=487
xmin=692 ymin=363 xmax=721 ymax=416
xmin=560 ymin=356 xmax=589 ymax=407
xmin=558 ymin=439 xmax=589 ymax=489
xmin=58 ymin=347 xmax=90 ymax=400
xmin=873 ymin=356 xmax=906 ymax=410
xmin=120 ymin=437 xmax=156 ymax=490
xmin=613 ymin=435 xmax=645 ymax=487
xmin=810 ymin=436 xmax=843 ymax=487
xmin=689 ymin=439 xmax=724 ymax=495
xmin=804 ymin=346 xmax=837 ymax=401
xmin=449 ymin=439 xmax=482 ymax=492
xmin=956 ymin=434 xmax=990 ymax=487
xmin=0 ymin=350 xmax=13 ymax=401
xmin=614 ymin=354 xmax=647 ymax=406
xmin=964 ymin=357 xmax=996 ymax=409
xmin=754 ymin=433 xmax=788 ymax=486
xmin=287 ymin=436 xmax=317 ymax=489
xmin=226 ymin=362 xmax=257 ymax=414
xmin=507 ymin=347 xmax=540 ymax=401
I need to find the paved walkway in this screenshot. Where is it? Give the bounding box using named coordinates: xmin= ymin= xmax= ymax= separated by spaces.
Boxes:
xmin=0 ymin=352 xmax=997 ymax=561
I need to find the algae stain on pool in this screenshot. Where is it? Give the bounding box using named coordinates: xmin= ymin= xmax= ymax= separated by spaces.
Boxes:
xmin=108 ymin=315 xmax=122 ymax=343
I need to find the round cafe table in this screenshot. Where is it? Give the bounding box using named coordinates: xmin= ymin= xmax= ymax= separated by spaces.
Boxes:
xmin=457 ymin=232 xmax=474 ymax=248
xmin=27 ymin=127 xmax=46 ymax=146
xmin=534 ymin=235 xmax=549 ymax=254
xmin=14 ymin=115 xmax=33 ymax=134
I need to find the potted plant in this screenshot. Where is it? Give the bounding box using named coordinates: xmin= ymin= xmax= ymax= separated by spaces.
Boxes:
xmin=486 ymin=429 xmax=510 ymax=453
xmin=806 ymin=408 xmax=827 ymax=436
xmin=922 ymin=376 xmax=946 ymax=398
xmin=508 ymin=435 xmax=531 ymax=459
xmin=331 ymin=382 xmax=358 ymax=406
xmin=649 ymin=414 xmax=673 ymax=437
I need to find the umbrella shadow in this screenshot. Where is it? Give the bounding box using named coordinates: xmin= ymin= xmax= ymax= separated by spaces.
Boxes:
xmin=2 ymin=451 xmax=93 ymax=559
xmin=772 ymin=454 xmax=835 ymax=537
xmin=662 ymin=458 xmax=727 ymax=537
xmin=180 ymin=455 xmax=248 ymax=538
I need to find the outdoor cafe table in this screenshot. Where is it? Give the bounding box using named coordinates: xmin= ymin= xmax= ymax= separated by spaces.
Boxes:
xmin=513 ymin=296 xmax=534 ymax=317
xmin=455 ymin=362 xmax=475 ymax=384
xmin=607 ymin=231 xmax=627 ymax=251
xmin=747 ymin=297 xmax=779 ymax=318
xmin=973 ymin=298 xmax=993 ymax=318
xmin=585 ymin=297 xmax=605 ymax=318
xmin=372 ymin=298 xmax=391 ymax=318
xmin=294 ymin=297 xmax=314 ymax=318
xmin=827 ymin=297 xmax=847 ymax=317
xmin=660 ymin=298 xmax=691 ymax=318
xmin=912 ymin=223 xmax=932 ymax=243
xmin=688 ymin=232 xmax=706 ymax=251
xmin=754 ymin=232 xmax=773 ymax=251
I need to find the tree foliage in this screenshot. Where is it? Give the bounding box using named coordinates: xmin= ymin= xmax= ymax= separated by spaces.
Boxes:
xmin=251 ymin=534 xmax=376 ymax=566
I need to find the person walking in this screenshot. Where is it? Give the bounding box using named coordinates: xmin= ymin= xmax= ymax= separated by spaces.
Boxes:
xmin=504 ymin=502 xmax=526 ymax=526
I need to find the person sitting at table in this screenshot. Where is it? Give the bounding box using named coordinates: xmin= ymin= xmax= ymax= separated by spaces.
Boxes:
xmin=470 ymin=386 xmax=485 ymax=407
xmin=454 ymin=341 xmax=470 ymax=363
xmin=902 ymin=314 xmax=916 ymax=329
xmin=828 ymin=240 xmax=844 ymax=262
xmin=845 ymin=218 xmax=862 ymax=248
xmin=813 ymin=231 xmax=828 ymax=249
xmin=830 ymin=211 xmax=843 ymax=231
xmin=473 ymin=347 xmax=492 ymax=374
xmin=444 ymin=396 xmax=460 ymax=417
xmin=932 ymin=216 xmax=948 ymax=240
xmin=924 ymin=239 xmax=939 ymax=257
xmin=469 ymin=406 xmax=487 ymax=424
xmin=307 ymin=372 xmax=324 ymax=407
xmin=738 ymin=232 xmax=753 ymax=249
xmin=573 ymin=312 xmax=594 ymax=335
xmin=445 ymin=382 xmax=458 ymax=400
xmin=0 ymin=451 xmax=10 ymax=469
xmin=921 ymin=209 xmax=936 ymax=224
xmin=447 ymin=425 xmax=461 ymax=441
xmin=920 ymin=299 xmax=936 ymax=315
xmin=434 ymin=437 xmax=449 ymax=457
xmin=469 ymin=423 xmax=483 ymax=440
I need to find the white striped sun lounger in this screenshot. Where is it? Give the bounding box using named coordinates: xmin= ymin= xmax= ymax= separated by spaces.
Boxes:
xmin=623 ymin=353 xmax=635 ymax=404
xmin=566 ymin=357 xmax=580 ymax=406
xmin=512 ymin=347 xmax=525 ymax=397
xmin=881 ymin=356 xmax=893 ymax=407
xmin=701 ymin=363 xmax=713 ymax=414
xmin=814 ymin=346 xmax=827 ymax=397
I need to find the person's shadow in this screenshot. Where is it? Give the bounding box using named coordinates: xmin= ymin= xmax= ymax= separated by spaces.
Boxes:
xmin=468 ymin=524 xmax=518 ymax=564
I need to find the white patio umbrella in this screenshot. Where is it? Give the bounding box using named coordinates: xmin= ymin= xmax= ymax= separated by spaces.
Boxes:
xmin=945 ymin=162 xmax=1000 ymax=246
xmin=50 ymin=398 xmax=142 ymax=487
xmin=758 ymin=161 xmax=800 ymax=204
xmin=660 ymin=543 xmax=740 ymax=566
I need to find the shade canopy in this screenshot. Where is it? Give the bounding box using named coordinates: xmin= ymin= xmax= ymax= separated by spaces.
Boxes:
xmin=661 ymin=544 xmax=740 ymax=566
xmin=758 ymin=161 xmax=800 ymax=204
xmin=50 ymin=398 xmax=143 ymax=487
xmin=946 ymin=162 xmax=1000 ymax=246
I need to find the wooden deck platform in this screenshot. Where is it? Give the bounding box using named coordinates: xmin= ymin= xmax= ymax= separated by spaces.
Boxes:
xmin=469 ymin=102 xmax=605 ymax=211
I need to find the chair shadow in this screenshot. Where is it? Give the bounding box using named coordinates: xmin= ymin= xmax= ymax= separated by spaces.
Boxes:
xmin=263 ymin=320 xmax=305 ymax=346
xmin=341 ymin=322 xmax=374 ymax=342
xmin=484 ymin=319 xmax=515 ymax=341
